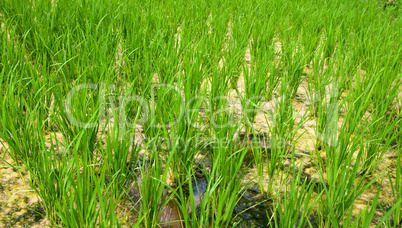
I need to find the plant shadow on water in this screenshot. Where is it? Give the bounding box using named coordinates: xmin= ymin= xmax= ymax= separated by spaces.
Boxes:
xmin=123 ymin=133 xmax=306 ymax=228
xmin=127 ymin=159 xmax=184 ymax=228
xmin=127 ymin=160 xmax=277 ymax=228
xmin=124 ymin=131 xmax=332 ymax=227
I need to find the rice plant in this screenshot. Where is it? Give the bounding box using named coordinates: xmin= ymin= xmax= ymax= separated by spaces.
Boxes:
xmin=0 ymin=0 xmax=401 ymax=227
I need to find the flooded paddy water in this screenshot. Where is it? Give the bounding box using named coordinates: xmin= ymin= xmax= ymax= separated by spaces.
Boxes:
xmin=0 ymin=68 xmax=401 ymax=227
xmin=110 ymin=73 xmax=400 ymax=227
xmin=0 ymin=1 xmax=401 ymax=226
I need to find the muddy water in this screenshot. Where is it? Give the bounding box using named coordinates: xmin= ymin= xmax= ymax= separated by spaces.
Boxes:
xmin=129 ymin=184 xmax=184 ymax=227
xmin=1 ymin=72 xmax=400 ymax=228
xmin=1 ymin=134 xmax=400 ymax=227
xmin=231 ymin=183 xmax=273 ymax=227
xmin=128 ymin=161 xmax=184 ymax=228
xmin=158 ymin=197 xmax=183 ymax=228
xmin=183 ymin=168 xmax=276 ymax=228
xmin=129 ymin=157 xmax=276 ymax=228
xmin=184 ymin=169 xmax=208 ymax=215
xmin=1 ymin=130 xmax=400 ymax=227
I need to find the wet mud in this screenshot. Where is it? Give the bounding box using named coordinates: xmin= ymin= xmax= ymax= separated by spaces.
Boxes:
xmin=231 ymin=183 xmax=273 ymax=228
